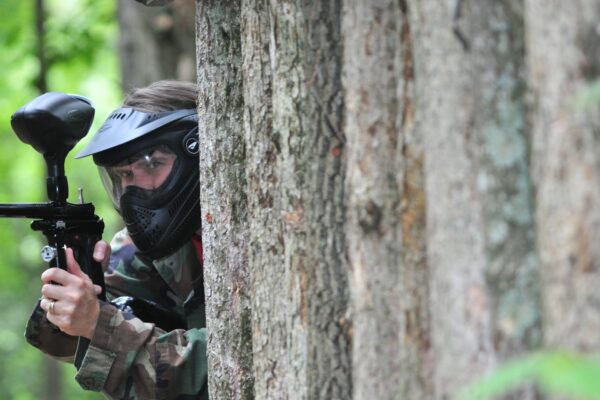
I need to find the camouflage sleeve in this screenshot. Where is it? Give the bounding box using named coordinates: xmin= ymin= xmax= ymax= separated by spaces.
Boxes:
xmin=74 ymin=302 xmax=208 ymax=400
xmin=24 ymin=299 xmax=78 ymax=362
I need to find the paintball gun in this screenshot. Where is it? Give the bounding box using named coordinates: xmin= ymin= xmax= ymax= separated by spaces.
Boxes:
xmin=0 ymin=92 xmax=104 ymax=368
xmin=1 ymin=93 xmax=187 ymax=364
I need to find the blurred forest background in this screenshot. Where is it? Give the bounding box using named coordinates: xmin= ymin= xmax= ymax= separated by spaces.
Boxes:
xmin=0 ymin=0 xmax=194 ymax=398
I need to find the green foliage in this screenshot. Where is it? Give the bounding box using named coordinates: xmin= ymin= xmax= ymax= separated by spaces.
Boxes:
xmin=0 ymin=0 xmax=122 ymax=398
xmin=574 ymin=78 xmax=600 ymax=109
xmin=461 ymin=351 xmax=600 ymax=400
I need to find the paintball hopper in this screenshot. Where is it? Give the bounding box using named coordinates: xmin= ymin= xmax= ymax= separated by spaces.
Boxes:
xmin=10 ymin=92 xmax=95 ymax=202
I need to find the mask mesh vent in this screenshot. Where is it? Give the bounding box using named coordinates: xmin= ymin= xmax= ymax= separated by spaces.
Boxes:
xmin=132 ymin=207 xmax=154 ymax=229
xmin=127 ymin=207 xmax=162 ymax=248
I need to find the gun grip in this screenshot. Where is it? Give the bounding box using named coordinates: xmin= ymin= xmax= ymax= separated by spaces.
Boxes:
xmin=70 ymin=235 xmax=105 ymax=370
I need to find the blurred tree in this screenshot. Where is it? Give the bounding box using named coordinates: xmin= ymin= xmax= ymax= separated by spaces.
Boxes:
xmin=118 ymin=0 xmax=195 ymax=91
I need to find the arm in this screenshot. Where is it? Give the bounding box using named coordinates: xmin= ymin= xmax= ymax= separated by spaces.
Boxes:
xmin=38 ymin=237 xmax=208 ymax=399
xmin=74 ymin=304 xmax=208 ymax=399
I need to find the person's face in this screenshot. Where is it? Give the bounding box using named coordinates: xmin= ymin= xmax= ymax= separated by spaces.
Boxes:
xmin=110 ymin=149 xmax=176 ymax=191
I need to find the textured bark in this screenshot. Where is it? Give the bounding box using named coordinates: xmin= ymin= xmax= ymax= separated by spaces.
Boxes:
xmin=299 ymin=2 xmax=351 ymax=397
xmin=189 ymin=0 xmax=600 ymax=398
xmin=526 ymin=0 xmax=600 ymax=350
xmin=343 ymin=1 xmax=430 ymax=399
xmin=239 ymin=1 xmax=284 ymax=399
xmin=196 ymin=1 xmax=254 ymax=399
xmin=243 ymin=1 xmax=351 ymax=398
xmin=409 ymin=1 xmax=539 ymax=397
xmin=119 ymin=0 xmax=196 ymax=90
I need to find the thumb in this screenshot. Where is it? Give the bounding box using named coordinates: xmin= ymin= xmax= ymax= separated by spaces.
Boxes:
xmin=65 ymin=247 xmax=87 ymax=279
xmin=93 ymin=240 xmax=111 ymax=270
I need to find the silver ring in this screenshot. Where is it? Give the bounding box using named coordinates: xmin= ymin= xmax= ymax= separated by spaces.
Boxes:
xmin=48 ymin=300 xmax=55 ymax=314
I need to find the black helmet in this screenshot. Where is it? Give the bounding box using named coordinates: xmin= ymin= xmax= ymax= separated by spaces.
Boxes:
xmin=76 ymin=107 xmax=200 ymax=260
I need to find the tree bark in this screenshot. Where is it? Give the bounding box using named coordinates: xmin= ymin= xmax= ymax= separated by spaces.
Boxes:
xmin=242 ymin=1 xmax=351 ymax=398
xmin=409 ymin=1 xmax=539 ymax=397
xmin=196 ymin=1 xmax=254 ymax=399
xmin=239 ymin=1 xmax=283 ymax=399
xmin=187 ymin=0 xmax=600 ymax=398
xmin=343 ymin=1 xmax=430 ymax=399
xmin=526 ymin=0 xmax=600 ymax=351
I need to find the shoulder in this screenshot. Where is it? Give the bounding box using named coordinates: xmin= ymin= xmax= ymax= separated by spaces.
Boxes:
xmin=110 ymin=228 xmax=134 ymax=251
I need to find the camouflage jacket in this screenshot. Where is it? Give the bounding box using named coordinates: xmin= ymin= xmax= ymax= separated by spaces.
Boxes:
xmin=25 ymin=229 xmax=208 ymax=400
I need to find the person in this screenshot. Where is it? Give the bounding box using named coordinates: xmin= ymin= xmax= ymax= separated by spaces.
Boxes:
xmin=25 ymin=80 xmax=208 ymax=400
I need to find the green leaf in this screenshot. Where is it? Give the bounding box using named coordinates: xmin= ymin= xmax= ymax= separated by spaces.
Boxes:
xmin=460 ymin=351 xmax=600 ymax=400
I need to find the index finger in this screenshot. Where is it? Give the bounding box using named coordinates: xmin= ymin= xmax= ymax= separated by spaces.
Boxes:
xmin=41 ymin=267 xmax=82 ymax=286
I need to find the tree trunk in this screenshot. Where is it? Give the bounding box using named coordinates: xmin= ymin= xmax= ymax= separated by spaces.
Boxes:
xmin=43 ymin=356 xmax=62 ymax=400
xmin=35 ymin=0 xmax=48 ymax=93
xmin=408 ymin=0 xmax=539 ymax=397
xmin=196 ymin=1 xmax=254 ymax=399
xmin=241 ymin=1 xmax=351 ymax=398
xmin=526 ymin=0 xmax=600 ymax=351
xmin=343 ymin=1 xmax=430 ymax=399
xmin=239 ymin=1 xmax=282 ymax=399
xmin=119 ymin=0 xmax=196 ymax=90
xmin=188 ymin=0 xmax=600 ymax=398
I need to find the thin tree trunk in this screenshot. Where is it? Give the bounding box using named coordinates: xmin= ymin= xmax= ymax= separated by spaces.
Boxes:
xmin=240 ymin=1 xmax=282 ymax=399
xmin=196 ymin=1 xmax=254 ymax=399
xmin=343 ymin=1 xmax=430 ymax=399
xmin=43 ymin=355 xmax=62 ymax=400
xmin=35 ymin=0 xmax=47 ymax=93
xmin=298 ymin=1 xmax=351 ymax=396
xmin=526 ymin=0 xmax=600 ymax=351
xmin=36 ymin=3 xmax=61 ymax=396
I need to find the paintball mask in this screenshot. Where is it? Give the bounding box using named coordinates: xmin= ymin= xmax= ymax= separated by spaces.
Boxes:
xmin=76 ymin=108 xmax=200 ymax=260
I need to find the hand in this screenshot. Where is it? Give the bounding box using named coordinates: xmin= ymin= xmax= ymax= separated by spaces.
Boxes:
xmin=39 ymin=247 xmax=101 ymax=339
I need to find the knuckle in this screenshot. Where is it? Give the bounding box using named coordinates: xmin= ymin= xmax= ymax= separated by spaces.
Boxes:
xmin=71 ymin=292 xmax=82 ymax=304
xmin=41 ymin=285 xmax=49 ymax=297
xmin=63 ymin=306 xmax=74 ymax=318
xmin=63 ymin=315 xmax=73 ymax=327
xmin=72 ymin=279 xmax=85 ymax=291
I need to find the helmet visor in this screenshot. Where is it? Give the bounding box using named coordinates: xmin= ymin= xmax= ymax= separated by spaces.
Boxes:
xmin=99 ymin=144 xmax=178 ymax=209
